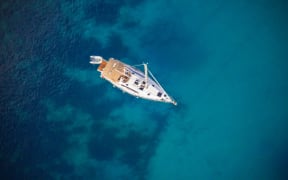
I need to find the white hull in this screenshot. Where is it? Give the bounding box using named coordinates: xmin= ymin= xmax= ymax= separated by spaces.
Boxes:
xmin=90 ymin=56 xmax=177 ymax=105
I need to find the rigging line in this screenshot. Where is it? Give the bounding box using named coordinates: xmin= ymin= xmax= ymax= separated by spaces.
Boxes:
xmin=148 ymin=70 xmax=165 ymax=92
xmin=148 ymin=69 xmax=176 ymax=103
xmin=149 ymin=70 xmax=176 ymax=101
xmin=132 ymin=63 xmax=171 ymax=96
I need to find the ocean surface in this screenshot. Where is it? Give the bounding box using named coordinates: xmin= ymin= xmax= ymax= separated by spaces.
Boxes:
xmin=1 ymin=0 xmax=288 ymax=179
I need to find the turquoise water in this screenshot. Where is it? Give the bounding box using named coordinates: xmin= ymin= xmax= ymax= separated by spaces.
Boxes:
xmin=1 ymin=0 xmax=288 ymax=179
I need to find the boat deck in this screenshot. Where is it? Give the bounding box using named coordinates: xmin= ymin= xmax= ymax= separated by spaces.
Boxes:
xmin=93 ymin=56 xmax=177 ymax=105
xmin=97 ymin=60 xmax=107 ymax=72
xmin=101 ymin=58 xmax=129 ymax=83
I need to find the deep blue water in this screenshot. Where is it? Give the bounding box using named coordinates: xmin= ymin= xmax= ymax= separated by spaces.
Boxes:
xmin=1 ymin=0 xmax=288 ymax=179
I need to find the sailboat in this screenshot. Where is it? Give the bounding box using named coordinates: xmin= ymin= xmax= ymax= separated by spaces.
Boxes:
xmin=90 ymin=56 xmax=177 ymax=105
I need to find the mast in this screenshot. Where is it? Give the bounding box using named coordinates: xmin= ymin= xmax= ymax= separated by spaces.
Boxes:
xmin=144 ymin=63 xmax=148 ymax=88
